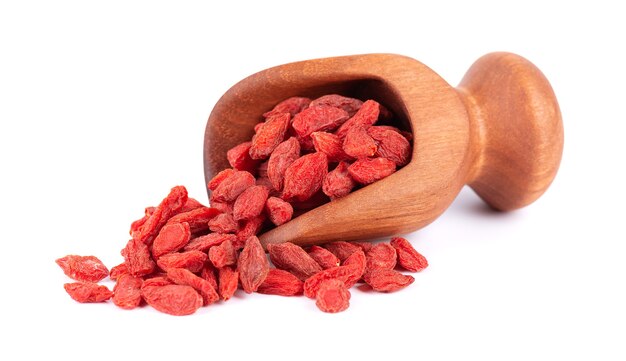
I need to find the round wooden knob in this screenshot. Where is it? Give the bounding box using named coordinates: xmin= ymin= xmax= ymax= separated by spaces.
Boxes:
xmin=456 ymin=52 xmax=563 ymax=211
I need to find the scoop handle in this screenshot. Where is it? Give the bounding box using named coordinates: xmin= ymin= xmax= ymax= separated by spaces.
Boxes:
xmin=456 ymin=52 xmax=563 ymax=211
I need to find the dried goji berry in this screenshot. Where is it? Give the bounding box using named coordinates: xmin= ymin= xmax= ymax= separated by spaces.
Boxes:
xmin=181 ymin=197 xmax=207 ymax=213
xmin=166 ymin=268 xmax=219 ymax=306
xmin=165 ymin=207 xmax=220 ymax=234
xmin=323 ymin=241 xmax=361 ymax=262
xmin=142 ymin=284 xmax=203 ymax=316
xmin=307 ymin=245 xmax=340 ymax=269
xmin=315 ymin=279 xmax=350 ymax=313
xmin=156 ymin=250 xmax=207 ymax=273
xmin=56 ymin=255 xmax=109 ymax=283
xmin=112 ymin=274 xmax=143 ymax=310
xmin=255 ymin=176 xmax=276 ymax=192
xmin=267 ymin=137 xmax=300 ymax=191
xmin=122 ymin=238 xmax=156 ymax=277
xmin=208 ymin=239 xmax=237 ymax=268
xmin=211 ymin=170 xmax=256 ymax=203
xmin=184 ymin=233 xmax=236 ymax=252
xmin=310 ymin=94 xmax=363 ymax=117
xmin=257 ymin=268 xmax=303 ymax=296
xmin=282 ymin=152 xmax=328 ymax=202
xmin=238 ymin=236 xmax=269 ymax=293
xmin=218 ymin=266 xmax=239 ymax=301
xmin=352 ymin=241 xmax=374 ymax=253
xmin=268 ymin=242 xmax=322 ymax=281
xmin=303 ymin=264 xmax=361 ymax=298
xmin=291 ymin=105 xmax=349 ymax=145
xmin=342 ymin=126 xmax=377 ymax=159
xmin=207 ymin=168 xmax=235 ymax=191
xmin=334 ymin=99 xmax=380 ymax=139
xmin=263 ymin=96 xmax=311 ymax=118
xmin=227 ymin=141 xmax=260 ymax=174
xmin=347 ymin=157 xmax=396 ymax=185
xmin=235 ymin=214 xmax=266 ymax=246
xmin=250 ymin=113 xmax=290 ymax=159
xmin=200 ymin=262 xmax=218 ymax=291
xmin=322 ymin=161 xmax=356 ymax=200
xmin=265 ymin=196 xmax=293 ymax=226
xmin=289 ymin=190 xmax=330 ymax=211
xmin=151 ymin=222 xmax=191 ymax=258
xmin=363 ymin=269 xmax=414 ymax=292
xmin=233 ymin=185 xmax=269 ymax=221
xmin=208 ymin=213 xmax=238 ymax=234
xmin=134 ymin=185 xmax=188 ymax=245
xmin=130 ymin=214 xmax=148 ymax=236
xmin=342 ymin=249 xmax=366 ymax=286
xmin=365 ymin=243 xmax=397 ymax=271
xmin=64 ymin=282 xmax=113 ymax=303
xmin=109 ymin=262 xmax=129 ymax=281
xmin=390 ymin=237 xmax=428 ymax=272
xmin=311 ymin=131 xmax=352 ymax=163
xmin=367 ymin=126 xmax=411 ymax=166
xmin=210 ymin=200 xmax=233 ymax=214
xmin=141 ymin=276 xmax=173 ymax=292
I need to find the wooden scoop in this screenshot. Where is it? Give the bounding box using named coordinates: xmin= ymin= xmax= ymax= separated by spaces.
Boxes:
xmin=204 ymin=52 xmax=563 ymax=248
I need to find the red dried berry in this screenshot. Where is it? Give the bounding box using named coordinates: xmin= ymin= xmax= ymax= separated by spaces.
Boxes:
xmin=142 ymin=284 xmax=203 ymax=316
xmin=363 ymin=269 xmax=414 ymax=292
xmin=322 ymin=161 xmax=356 ymax=200
xmin=254 ymin=122 xmax=264 ymax=133
xmin=367 ymin=126 xmax=411 ymax=166
xmin=342 ymin=126 xmax=378 ymax=159
xmin=323 ymin=241 xmax=361 ymax=262
xmin=303 ymin=264 xmax=361 ymax=299
xmin=238 ymin=236 xmax=269 ymax=293
xmin=130 ymin=214 xmax=148 ymax=236
xmin=366 ymin=243 xmax=397 ymax=271
xmin=307 ymin=246 xmax=340 ymax=269
xmin=112 ymin=274 xmax=143 ymax=310
xmin=289 ymin=190 xmax=330 ymax=211
xmin=268 ymin=242 xmax=323 ymax=281
xmin=315 ymin=279 xmax=351 ymax=313
xmin=250 ymin=112 xmax=290 ymax=159
xmin=208 ymin=213 xmax=238 ymax=234
xmin=265 ymin=196 xmax=293 ymax=226
xmin=291 ymin=105 xmax=349 ymax=143
xmin=208 ymin=239 xmax=237 ymax=268
xmin=310 ymin=94 xmax=363 ymax=117
xmin=122 ymin=238 xmax=156 ymax=277
xmin=184 ymin=233 xmax=236 ymax=252
xmin=311 ymin=131 xmax=352 ymax=163
xmin=352 ymin=241 xmax=374 ymax=253
xmin=166 ymin=268 xmax=219 ymax=306
xmin=235 ymin=214 xmax=266 ymax=245
xmin=233 ymin=185 xmax=270 ymax=221
xmin=335 ymin=99 xmax=380 ymax=139
xmin=390 ymin=237 xmax=428 ymax=272
xmin=257 ymin=268 xmax=303 ymax=296
xmin=282 ymin=152 xmax=328 ymax=202
xmin=141 ymin=276 xmax=173 ymax=293
xmin=347 ymin=157 xmax=396 ymax=185
xmin=342 ymin=249 xmax=366 ymax=286
xmin=227 ymin=141 xmax=260 ymax=174
xmin=207 ymin=168 xmax=236 ymax=191
xmin=109 ymin=262 xmax=129 ymax=281
xmin=181 ymin=197 xmax=207 ymax=213
xmin=218 ymin=266 xmax=239 ymax=301
xmin=151 ymin=222 xmax=191 ymax=258
xmin=267 ymin=137 xmax=300 ymax=191
xmin=134 ymin=185 xmax=188 ymax=245
xmin=64 ymin=282 xmax=113 ymax=303
xmin=156 ymin=250 xmax=207 ymax=273
xmin=211 ymin=170 xmax=256 ymax=203
xmin=210 ymin=200 xmax=233 ymax=214
xmin=56 ymin=255 xmax=109 ymax=283
xmin=263 ymin=96 xmax=311 ymax=118
xmin=200 ymin=263 xmax=218 ymax=291
xmin=165 ymin=207 xmax=220 ymax=234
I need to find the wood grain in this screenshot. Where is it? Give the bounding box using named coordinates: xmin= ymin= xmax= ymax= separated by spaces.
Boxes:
xmin=203 ymin=53 xmax=563 ymax=248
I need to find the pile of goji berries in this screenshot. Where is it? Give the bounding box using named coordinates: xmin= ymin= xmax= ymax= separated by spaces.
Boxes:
xmin=57 ymin=94 xmax=427 ymax=315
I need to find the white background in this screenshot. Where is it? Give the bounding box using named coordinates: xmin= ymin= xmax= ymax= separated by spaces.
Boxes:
xmin=1 ymin=1 xmax=624 ymax=360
